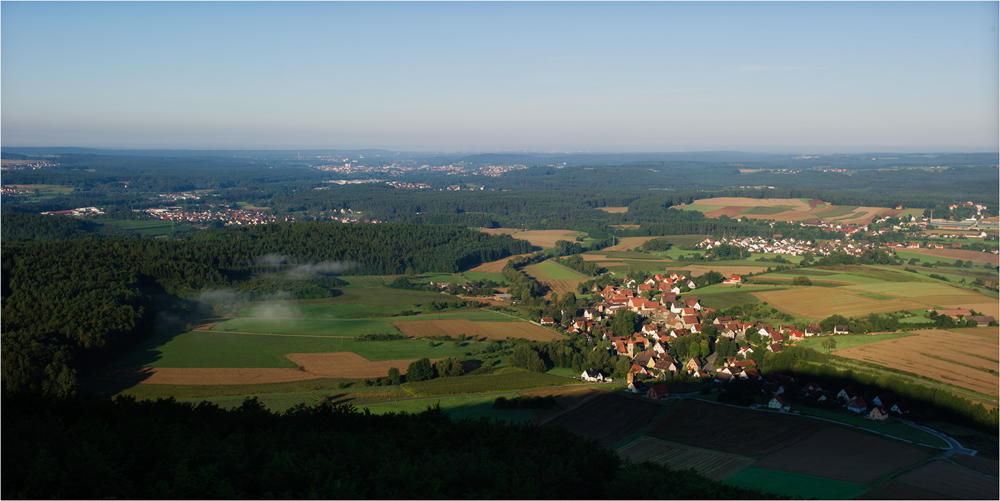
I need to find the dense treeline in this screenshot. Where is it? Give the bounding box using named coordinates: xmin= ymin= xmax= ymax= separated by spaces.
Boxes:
xmin=1 ymin=223 xmax=530 ymax=395
xmin=1 ymin=392 xmax=777 ymax=499
xmin=0 ymin=213 xmax=134 ymax=240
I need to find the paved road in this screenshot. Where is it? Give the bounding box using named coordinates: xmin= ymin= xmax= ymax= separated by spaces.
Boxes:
xmin=901 ymin=419 xmax=978 ymax=457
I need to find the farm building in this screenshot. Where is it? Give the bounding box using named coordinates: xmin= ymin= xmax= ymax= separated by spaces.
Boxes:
xmin=834 ymin=325 xmax=850 ymax=334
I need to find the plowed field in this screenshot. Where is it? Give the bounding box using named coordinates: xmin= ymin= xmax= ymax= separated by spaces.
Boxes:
xmin=752 ymin=426 xmax=927 ymax=483
xmin=616 ymin=436 xmax=753 ymax=481
xmin=597 ymin=206 xmax=628 ymax=213
xmin=390 ymin=318 xmax=561 ymax=341
xmin=645 ymin=399 xmax=822 ymax=456
xmin=833 ymin=329 xmax=1000 ymax=396
xmin=895 ymin=460 xmax=999 ymax=499
xmin=543 ymin=393 xmax=669 ymax=447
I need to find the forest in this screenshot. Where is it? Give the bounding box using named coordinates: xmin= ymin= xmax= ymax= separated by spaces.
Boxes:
xmin=1 ymin=223 xmax=531 ymax=396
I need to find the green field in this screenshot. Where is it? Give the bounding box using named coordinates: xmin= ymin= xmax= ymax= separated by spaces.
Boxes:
xmin=106 ymin=330 xmax=482 ymax=369
xmin=722 ymin=467 xmax=869 ymax=499
xmin=524 ymin=260 xmax=588 ymax=280
xmin=358 ymin=393 xmax=534 ymax=423
xmin=105 ymin=219 xmax=194 ymax=236
xmin=794 ymin=332 xmax=913 ymax=352
xmin=739 ymin=205 xmax=794 ymax=215
xmin=339 ymin=275 xmax=396 ymax=287
xmin=462 ymin=271 xmax=507 ymax=283
xmin=401 ymin=367 xmax=580 ymax=396
xmin=772 ymin=269 xmax=838 ymax=277
xmin=693 ymin=290 xmax=765 ymax=310
xmin=100 ymin=378 xmax=354 ymax=400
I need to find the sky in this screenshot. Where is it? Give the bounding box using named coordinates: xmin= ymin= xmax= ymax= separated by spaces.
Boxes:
xmin=2 ymin=1 xmax=998 ymax=153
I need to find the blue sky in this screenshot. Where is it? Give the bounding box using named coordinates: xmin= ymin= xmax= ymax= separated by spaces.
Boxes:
xmin=2 ymin=1 xmax=997 ymax=152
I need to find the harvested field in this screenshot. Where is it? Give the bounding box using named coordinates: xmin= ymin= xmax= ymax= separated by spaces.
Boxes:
xmin=467 ymin=254 xmax=530 ymax=273
xmin=645 ymin=399 xmax=822 ymax=456
xmin=581 ymin=254 xmax=608 ymax=261
xmin=834 ymin=329 xmax=1000 ymax=396
xmin=605 ymin=236 xmax=661 ymax=251
xmin=105 ymin=367 xmax=318 ymax=385
xmin=390 ymin=318 xmax=561 ymax=342
xmin=899 ymin=247 xmax=1000 ymax=265
xmin=895 ymin=460 xmax=1000 ymax=499
xmin=479 ymin=229 xmax=585 ymax=249
xmin=285 ymin=352 xmax=439 ymax=379
xmin=840 ymin=282 xmax=993 ymax=307
xmin=616 ymin=436 xmax=753 ymax=481
xmin=741 ymin=210 xmax=813 ymax=221
xmin=690 ymin=197 xmax=812 ymax=209
xmin=596 ymin=206 xmax=628 ymax=213
xmin=945 ymin=302 xmax=1000 ymax=320
xmin=543 ymin=393 xmax=669 ymax=447
xmin=753 ymin=426 xmax=927 ymax=483
xmin=950 ymin=453 xmax=999 ymax=477
xmin=705 ymin=206 xmax=748 ymax=218
xmin=753 ymin=287 xmax=924 ymax=319
xmin=854 ymin=481 xmax=944 ymax=500
xmin=541 ymin=279 xmax=588 ymax=297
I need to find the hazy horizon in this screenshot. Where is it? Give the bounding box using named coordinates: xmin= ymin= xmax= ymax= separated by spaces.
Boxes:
xmin=3 ymin=2 xmax=998 ymax=152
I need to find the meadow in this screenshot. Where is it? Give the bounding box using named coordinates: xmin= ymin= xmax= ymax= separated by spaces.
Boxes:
xmin=523 ymin=260 xmax=588 ymax=280
xmin=358 ymin=392 xmax=534 ymax=423
xmin=401 ymin=367 xmax=579 ymax=396
xmin=721 ymin=468 xmax=870 ymax=500
xmin=794 ymin=332 xmax=912 ymax=352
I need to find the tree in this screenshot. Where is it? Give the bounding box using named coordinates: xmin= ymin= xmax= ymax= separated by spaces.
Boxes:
xmin=821 ymin=337 xmax=837 ymax=353
xmin=406 ymin=358 xmax=434 ymax=382
xmin=610 ymin=309 xmax=641 ymax=337
xmin=387 ymin=367 xmax=402 ymax=385
xmin=790 ymin=276 xmax=812 ymax=286
xmin=434 ymin=358 xmax=464 ymax=377
xmin=819 ymin=314 xmax=848 ymax=334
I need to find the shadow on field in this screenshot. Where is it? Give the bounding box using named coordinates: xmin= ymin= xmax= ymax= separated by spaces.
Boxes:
xmin=83 ymin=328 xmax=184 ymax=397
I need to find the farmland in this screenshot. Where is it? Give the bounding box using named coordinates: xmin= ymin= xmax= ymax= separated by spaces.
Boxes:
xmin=645 ymin=400 xmax=823 ymax=456
xmin=893 ymin=460 xmax=999 ymax=499
xmin=896 ymin=246 xmax=1000 ymax=265
xmin=832 ymin=329 xmax=1000 ymax=396
xmin=794 ymin=332 xmax=913 ymax=352
xmin=359 ymin=393 xmax=535 ymax=423
xmin=543 ymin=393 xmax=672 ymax=447
xmin=677 ymin=197 xmax=921 ymax=224
xmin=616 ymin=436 xmax=753 ymax=481
xmin=391 ymin=318 xmax=562 ymax=342
xmin=401 ymin=367 xmax=579 ymax=396
xmin=479 ymin=228 xmax=586 ymax=249
xmin=751 ymin=426 xmax=928 ymax=483
xmin=721 ymin=468 xmax=870 ymax=500
xmin=523 ymin=260 xmax=588 ymax=280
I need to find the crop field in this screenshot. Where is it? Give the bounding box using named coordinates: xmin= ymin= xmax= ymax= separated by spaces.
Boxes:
xmin=104 ymin=367 xmax=316 ymax=385
xmin=108 ymin=330 xmax=478 ymax=370
xmin=466 ymin=254 xmax=531 ymax=273
xmin=694 ymin=290 xmax=764 ymax=310
xmin=795 ymin=333 xmax=912 ymax=352
xmin=740 ymin=205 xmax=795 ymax=215
xmin=721 ymin=468 xmax=870 ymax=500
xmin=540 ymin=279 xmax=589 ymax=297
xmin=646 ymin=400 xmax=822 ymax=456
xmin=102 ymin=378 xmax=354 ymax=400
xmin=523 ymin=261 xmax=587 ymax=280
xmin=684 ymin=264 xmax=769 ymax=277
xmin=462 ymin=271 xmax=507 ymax=283
xmin=895 ymin=247 xmax=1000 ymax=265
xmin=284 ymin=352 xmax=438 ymax=378
xmin=855 ymin=481 xmax=946 ymax=500
xmin=596 ymin=206 xmax=628 ymax=213
xmin=704 ymin=206 xmax=750 ymax=218
xmin=894 ymin=460 xmax=999 ymax=500
xmin=105 ymin=219 xmax=194 ymax=236
xmin=833 ymin=329 xmax=1000 ymax=396
xmin=359 ymin=392 xmax=535 ymax=423
xmin=615 ymin=437 xmax=753 ymax=481
xmin=543 ymin=393 xmax=671 ymax=447
xmin=950 ymin=453 xmax=1000 ymax=476
xmin=401 ymin=367 xmax=579 ymax=396
xmin=753 ymin=287 xmax=925 ymax=319
xmin=480 ymin=228 xmax=586 ymax=249
xmin=752 ymin=426 xmax=928 ymax=483
xmin=840 ymin=282 xmax=992 ymax=305
xmin=391 ymin=318 xmax=562 ymax=342
xmin=213 ymin=317 xmax=399 ymax=337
